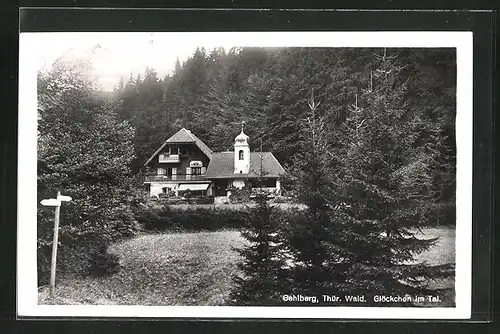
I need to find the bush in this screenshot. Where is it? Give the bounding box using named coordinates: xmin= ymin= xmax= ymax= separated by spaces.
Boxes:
xmin=37 ymin=244 xmax=52 ymax=285
xmin=270 ymin=196 xmax=295 ymax=204
xmin=135 ymin=206 xmax=249 ymax=232
xmin=188 ymin=196 xmax=214 ymax=205
xmin=88 ymin=244 xmax=121 ymax=277
xmin=228 ymin=183 xmax=252 ymax=203
xmin=36 ymin=206 xmax=142 ymax=285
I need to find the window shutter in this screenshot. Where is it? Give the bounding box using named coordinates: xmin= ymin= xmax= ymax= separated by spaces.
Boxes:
xmin=186 ymin=167 xmax=191 ymax=175
xmin=201 ymin=166 xmax=206 ymax=174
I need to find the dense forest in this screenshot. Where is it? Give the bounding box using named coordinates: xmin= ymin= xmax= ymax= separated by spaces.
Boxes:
xmin=112 ymin=46 xmax=456 ymax=222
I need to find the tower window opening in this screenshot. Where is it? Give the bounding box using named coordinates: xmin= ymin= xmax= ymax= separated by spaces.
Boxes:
xmin=239 ymin=150 xmax=244 ymax=160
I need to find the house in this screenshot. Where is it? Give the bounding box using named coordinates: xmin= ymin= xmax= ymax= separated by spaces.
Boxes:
xmin=143 ymin=126 xmax=285 ymax=200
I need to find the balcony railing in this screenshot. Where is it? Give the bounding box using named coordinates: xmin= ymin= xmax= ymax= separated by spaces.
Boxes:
xmin=158 ymin=154 xmax=180 ymax=163
xmin=251 ymin=187 xmax=278 ymax=193
xmin=145 ymin=174 xmax=207 ymax=182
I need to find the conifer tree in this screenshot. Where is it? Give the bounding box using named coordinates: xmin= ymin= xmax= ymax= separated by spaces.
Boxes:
xmin=330 ymin=49 xmax=454 ymax=304
xmin=229 ymin=136 xmax=289 ymax=305
xmin=284 ymin=90 xmax=341 ymax=299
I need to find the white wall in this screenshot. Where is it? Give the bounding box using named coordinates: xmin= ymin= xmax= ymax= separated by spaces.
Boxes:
xmin=232 ymin=179 xmax=245 ymax=189
xmin=233 ymin=145 xmax=250 ymax=174
xmin=149 ymin=182 xmax=178 ymax=197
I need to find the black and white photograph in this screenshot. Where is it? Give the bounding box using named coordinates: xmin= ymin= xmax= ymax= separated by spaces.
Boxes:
xmin=17 ymin=31 xmax=472 ymax=319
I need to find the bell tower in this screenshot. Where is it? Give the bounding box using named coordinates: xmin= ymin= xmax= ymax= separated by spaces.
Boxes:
xmin=234 ymin=121 xmax=250 ymax=174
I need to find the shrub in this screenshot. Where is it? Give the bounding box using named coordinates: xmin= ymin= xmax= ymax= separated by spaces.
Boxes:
xmin=270 ymin=196 xmax=295 ymax=204
xmin=228 ymin=183 xmax=252 ymax=203
xmin=36 ymin=206 xmax=141 ymax=285
xmin=180 ymin=196 xmax=214 ymax=205
xmin=88 ymin=244 xmax=121 ymax=277
xmin=132 ymin=206 xmax=162 ymax=230
xmin=135 ymin=206 xmax=250 ymax=232
xmin=37 ymin=243 xmax=52 ymax=285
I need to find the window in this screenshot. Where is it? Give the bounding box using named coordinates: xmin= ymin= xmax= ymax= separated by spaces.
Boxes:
xmin=254 ymin=178 xmax=276 ymax=188
xmin=157 ymin=168 xmax=166 ymax=176
xmin=239 ymin=150 xmax=244 ymax=160
xmin=167 ymin=147 xmax=180 ymax=155
xmin=192 ymin=167 xmax=202 ymax=175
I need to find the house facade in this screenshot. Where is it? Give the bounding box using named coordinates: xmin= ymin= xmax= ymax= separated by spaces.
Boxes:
xmin=144 ymin=127 xmax=285 ymax=200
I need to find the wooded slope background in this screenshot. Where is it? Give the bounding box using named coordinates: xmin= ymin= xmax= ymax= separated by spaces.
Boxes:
xmin=113 ymin=47 xmax=456 ymax=221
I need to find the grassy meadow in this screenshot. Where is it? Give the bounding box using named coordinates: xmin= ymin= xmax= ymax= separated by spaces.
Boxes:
xmin=38 ymin=227 xmax=455 ymax=306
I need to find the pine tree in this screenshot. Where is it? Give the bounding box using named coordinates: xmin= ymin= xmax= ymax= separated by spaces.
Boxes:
xmin=284 ymin=90 xmax=341 ymax=299
xmin=131 ymin=67 xmax=166 ymax=173
xmin=403 ymin=49 xmax=457 ymax=226
xmin=330 ymin=49 xmax=454 ymax=304
xmin=229 ymin=137 xmax=289 ymax=305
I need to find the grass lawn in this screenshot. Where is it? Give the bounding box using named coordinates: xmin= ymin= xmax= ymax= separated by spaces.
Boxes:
xmin=38 ymin=227 xmax=455 ymax=306
xmin=38 ymin=231 xmax=245 ymax=306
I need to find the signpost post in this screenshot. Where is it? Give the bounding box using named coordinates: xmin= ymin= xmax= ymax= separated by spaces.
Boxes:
xmin=40 ymin=191 xmax=72 ymax=299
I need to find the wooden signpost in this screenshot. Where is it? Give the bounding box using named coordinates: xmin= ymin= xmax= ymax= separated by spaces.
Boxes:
xmin=40 ymin=191 xmax=72 ymax=298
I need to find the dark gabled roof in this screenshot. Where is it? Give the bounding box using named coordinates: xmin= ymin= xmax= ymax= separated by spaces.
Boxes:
xmin=168 ymin=128 xmax=213 ymax=159
xmin=144 ymin=128 xmax=213 ymax=166
xmin=205 ymin=152 xmax=285 ymax=179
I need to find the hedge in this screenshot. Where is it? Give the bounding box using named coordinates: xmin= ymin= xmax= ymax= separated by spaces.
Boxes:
xmin=134 ymin=206 xmax=250 ymax=232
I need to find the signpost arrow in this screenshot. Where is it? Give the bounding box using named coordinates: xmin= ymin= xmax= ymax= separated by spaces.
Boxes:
xmin=40 ymin=198 xmax=61 ymax=207
xmin=58 ymin=195 xmax=72 ymax=202
xmin=40 ymin=190 xmax=72 ymax=299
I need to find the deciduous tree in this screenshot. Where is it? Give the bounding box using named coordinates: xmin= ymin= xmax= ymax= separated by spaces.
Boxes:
xmin=37 ymin=52 xmax=141 ymax=283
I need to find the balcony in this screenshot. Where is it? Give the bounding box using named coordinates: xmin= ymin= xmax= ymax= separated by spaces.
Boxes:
xmin=145 ymin=174 xmax=207 ymax=182
xmin=158 ymin=154 xmax=180 ymax=163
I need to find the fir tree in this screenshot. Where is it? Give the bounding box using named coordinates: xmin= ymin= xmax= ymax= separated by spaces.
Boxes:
xmin=284 ymin=90 xmax=340 ymax=299
xmin=229 ymin=137 xmax=289 ymax=305
xmin=331 ymin=49 xmax=454 ymax=304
